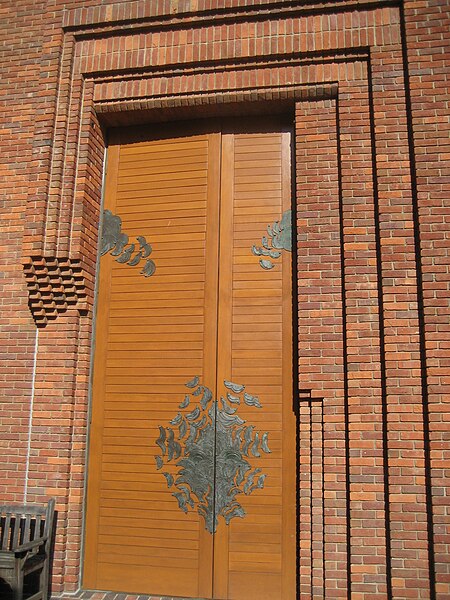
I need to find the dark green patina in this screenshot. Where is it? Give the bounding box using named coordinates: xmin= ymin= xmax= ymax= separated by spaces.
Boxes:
xmin=155 ymin=377 xmax=271 ymax=534
xmin=100 ymin=209 xmax=156 ymax=277
xmin=252 ymin=208 xmax=292 ymax=270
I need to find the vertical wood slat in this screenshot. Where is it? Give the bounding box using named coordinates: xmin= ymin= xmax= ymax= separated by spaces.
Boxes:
xmin=22 ymin=515 xmax=31 ymax=545
xmin=11 ymin=516 xmax=21 ymax=549
xmin=213 ymin=132 xmax=235 ymax=600
xmin=0 ymin=517 xmax=4 ymax=550
xmin=34 ymin=515 xmax=42 ymax=542
xmin=2 ymin=516 xmax=11 ymax=550
xmin=197 ymin=132 xmax=221 ymax=599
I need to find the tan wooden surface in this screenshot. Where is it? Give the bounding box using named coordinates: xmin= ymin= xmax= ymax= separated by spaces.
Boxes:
xmin=213 ymin=129 xmax=295 ymax=600
xmin=84 ymin=121 xmax=295 ymax=599
xmin=84 ymin=131 xmax=217 ymax=597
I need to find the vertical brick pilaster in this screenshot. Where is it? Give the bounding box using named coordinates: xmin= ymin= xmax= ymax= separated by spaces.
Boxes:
xmin=62 ymin=312 xmax=93 ymax=591
xmin=25 ymin=311 xmax=83 ymax=594
xmin=296 ymin=99 xmax=347 ymax=598
xmin=72 ymin=82 xmax=105 ymax=309
xmin=298 ymin=402 xmax=313 ymax=596
xmin=371 ymin=45 xmax=432 ymax=598
xmin=404 ymin=2 xmax=450 ymax=596
xmin=339 ymin=76 xmax=388 ymax=597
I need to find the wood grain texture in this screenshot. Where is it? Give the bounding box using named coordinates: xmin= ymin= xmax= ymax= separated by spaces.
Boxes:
xmin=85 ymin=122 xmax=295 ymax=599
xmin=213 ymin=129 xmax=295 ymax=600
xmin=84 ymin=132 xmax=217 ymax=597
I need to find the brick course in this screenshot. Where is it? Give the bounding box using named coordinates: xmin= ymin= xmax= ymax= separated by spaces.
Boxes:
xmin=0 ymin=0 xmax=448 ymax=598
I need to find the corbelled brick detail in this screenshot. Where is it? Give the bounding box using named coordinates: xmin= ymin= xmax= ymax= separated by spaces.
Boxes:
xmin=23 ymin=257 xmax=87 ymax=325
xmin=1 ymin=0 xmax=448 ymax=598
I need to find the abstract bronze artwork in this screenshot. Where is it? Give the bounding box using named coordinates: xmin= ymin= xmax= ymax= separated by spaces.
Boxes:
xmin=155 ymin=377 xmax=271 ymax=534
xmin=252 ymin=209 xmax=292 ymax=269
xmin=100 ymin=209 xmax=156 ymax=277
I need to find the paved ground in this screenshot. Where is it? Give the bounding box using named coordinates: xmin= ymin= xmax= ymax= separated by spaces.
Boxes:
xmin=0 ymin=588 xmax=200 ymax=600
xmin=55 ymin=593 xmax=206 ymax=600
xmin=0 ymin=581 xmax=206 ymax=600
xmin=56 ymin=594 xmax=157 ymax=600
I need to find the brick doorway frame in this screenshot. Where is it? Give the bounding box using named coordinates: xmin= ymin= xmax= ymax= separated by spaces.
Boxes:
xmin=20 ymin=3 xmax=435 ymax=598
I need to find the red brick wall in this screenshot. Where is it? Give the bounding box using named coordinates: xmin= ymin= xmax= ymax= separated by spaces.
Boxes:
xmin=0 ymin=1 xmax=448 ymax=597
xmin=403 ymin=3 xmax=450 ymax=597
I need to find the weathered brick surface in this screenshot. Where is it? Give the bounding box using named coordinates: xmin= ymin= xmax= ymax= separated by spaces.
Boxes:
xmin=0 ymin=0 xmax=448 ymax=598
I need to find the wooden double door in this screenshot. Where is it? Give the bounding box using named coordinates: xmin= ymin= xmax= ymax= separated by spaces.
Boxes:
xmin=84 ymin=119 xmax=296 ymax=599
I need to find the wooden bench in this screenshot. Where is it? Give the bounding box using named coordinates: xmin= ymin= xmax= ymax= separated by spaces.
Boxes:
xmin=0 ymin=499 xmax=55 ymax=600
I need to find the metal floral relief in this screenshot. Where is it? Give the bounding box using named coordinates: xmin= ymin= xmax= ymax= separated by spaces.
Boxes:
xmin=252 ymin=208 xmax=292 ymax=270
xmin=155 ymin=377 xmax=271 ymax=534
xmin=100 ymin=209 xmax=156 ymax=277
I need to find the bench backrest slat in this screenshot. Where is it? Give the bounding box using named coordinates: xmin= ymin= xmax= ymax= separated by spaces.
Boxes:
xmin=12 ymin=515 xmax=21 ymax=548
xmin=22 ymin=514 xmax=32 ymax=545
xmin=34 ymin=515 xmax=42 ymax=541
xmin=1 ymin=515 xmax=11 ymax=550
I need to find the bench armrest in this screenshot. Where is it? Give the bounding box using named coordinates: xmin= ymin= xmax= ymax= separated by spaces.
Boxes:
xmin=13 ymin=536 xmax=47 ymax=554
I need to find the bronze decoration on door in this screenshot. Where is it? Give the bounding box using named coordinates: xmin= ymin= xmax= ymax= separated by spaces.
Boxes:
xmin=155 ymin=377 xmax=271 ymax=534
xmin=252 ymin=208 xmax=292 ymax=270
xmin=100 ymin=209 xmax=156 ymax=277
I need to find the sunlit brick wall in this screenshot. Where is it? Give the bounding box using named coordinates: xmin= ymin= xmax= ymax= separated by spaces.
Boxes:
xmin=0 ymin=1 xmax=448 ymax=597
